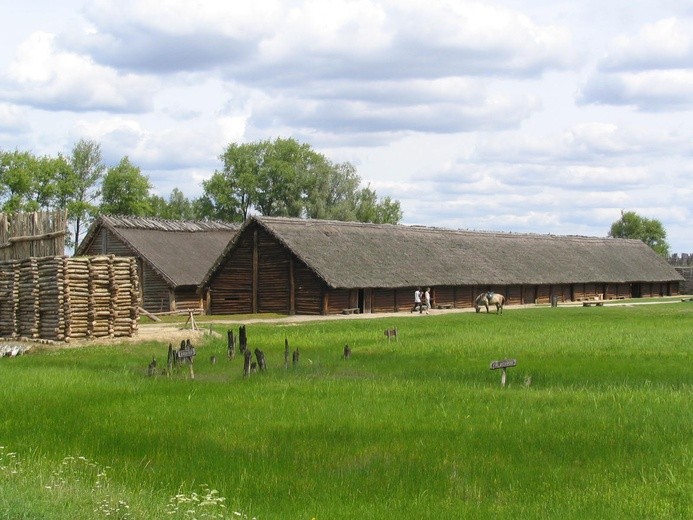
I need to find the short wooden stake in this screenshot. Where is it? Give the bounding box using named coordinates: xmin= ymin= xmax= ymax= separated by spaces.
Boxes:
xmin=384 ymin=328 xmax=398 ymax=342
xmin=243 ymin=349 xmax=251 ymax=376
xmin=284 ymin=337 xmax=290 ymax=369
xmin=227 ymin=329 xmax=236 ymax=359
xmin=239 ymin=325 xmax=247 ymax=353
xmin=167 ymin=344 xmax=174 ymax=376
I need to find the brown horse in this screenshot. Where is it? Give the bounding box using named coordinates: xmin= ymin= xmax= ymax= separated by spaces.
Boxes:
xmin=475 ymin=292 xmax=505 ymax=314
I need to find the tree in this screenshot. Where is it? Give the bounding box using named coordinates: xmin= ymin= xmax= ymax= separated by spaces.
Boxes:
xmin=0 ymin=150 xmax=72 ymax=212
xmin=147 ymin=194 xmax=168 ymax=218
xmin=68 ymin=139 xmax=105 ymax=248
xmin=255 ymin=138 xmax=316 ymax=217
xmin=303 ymin=160 xmax=360 ymax=220
xmin=100 ymin=157 xmax=152 ymax=216
xmin=354 ymin=186 xmax=402 ymax=224
xmin=608 ymin=210 xmax=670 ymax=256
xmin=165 ymin=188 xmax=195 ymax=220
xmin=203 ymin=137 xmax=403 ymax=224
xmin=0 ymin=150 xmax=39 ymax=212
xmin=148 ymin=188 xmax=196 ymax=220
xmin=35 ymin=155 xmax=72 ymax=210
xmin=199 ymin=165 xmax=250 ymax=222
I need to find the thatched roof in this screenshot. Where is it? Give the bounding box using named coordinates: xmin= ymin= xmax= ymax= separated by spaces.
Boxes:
xmin=204 ymin=216 xmax=683 ymax=289
xmin=77 ymin=215 xmax=239 ymax=288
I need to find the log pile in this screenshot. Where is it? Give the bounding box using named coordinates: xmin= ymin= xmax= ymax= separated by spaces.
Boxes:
xmin=0 ymin=255 xmax=140 ymax=342
xmin=66 ymin=257 xmax=91 ymax=339
xmin=18 ymin=258 xmax=39 ymax=339
xmin=37 ymin=256 xmax=67 ymax=341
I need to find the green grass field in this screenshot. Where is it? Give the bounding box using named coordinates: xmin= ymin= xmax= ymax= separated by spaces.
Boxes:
xmin=1 ymin=303 xmax=691 ymax=519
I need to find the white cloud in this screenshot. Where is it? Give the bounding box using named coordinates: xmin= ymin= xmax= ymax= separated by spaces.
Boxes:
xmin=73 ymin=116 xmax=234 ymax=170
xmin=0 ymin=103 xmax=28 ymax=133
xmin=578 ymin=69 xmax=693 ymax=111
xmin=601 ymin=17 xmax=693 ymax=71
xmin=578 ymin=16 xmax=693 ymax=111
xmin=249 ymin=87 xmax=540 ymax=136
xmin=67 ymin=0 xmax=573 ymax=82
xmin=5 ymin=32 xmax=156 ymax=112
xmin=470 ymin=122 xmax=692 ymax=164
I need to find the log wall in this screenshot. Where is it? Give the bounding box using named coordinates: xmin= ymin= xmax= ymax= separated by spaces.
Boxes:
xmin=294 ymin=260 xmax=324 ymax=315
xmin=372 ymin=289 xmax=396 ymax=313
xmin=673 ymin=267 xmax=693 ymax=294
xmin=326 ymin=289 xmax=351 ymax=314
xmin=506 ymin=285 xmax=523 ymax=305
xmin=141 ymin=263 xmax=170 ymax=313
xmin=454 ymin=286 xmax=475 ymax=308
xmin=208 ymin=233 xmax=253 ymax=314
xmin=0 ymin=255 xmax=139 ymax=342
xmin=172 ymin=288 xmax=203 ymax=311
xmin=396 ymin=288 xmax=413 ymax=311
xmin=257 ymin=229 xmax=291 ymax=314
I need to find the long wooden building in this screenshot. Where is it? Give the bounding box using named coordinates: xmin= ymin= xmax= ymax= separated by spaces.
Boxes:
xmin=77 ymin=215 xmax=238 ymax=313
xmin=200 ymin=216 xmax=683 ymax=315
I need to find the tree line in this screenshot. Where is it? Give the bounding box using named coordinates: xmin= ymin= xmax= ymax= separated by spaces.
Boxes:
xmin=1 ymin=137 xmax=671 ymax=257
xmin=0 ymin=137 xmax=402 ymax=248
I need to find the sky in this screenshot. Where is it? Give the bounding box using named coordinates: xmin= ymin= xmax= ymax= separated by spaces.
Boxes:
xmin=0 ymin=0 xmax=691 ymax=252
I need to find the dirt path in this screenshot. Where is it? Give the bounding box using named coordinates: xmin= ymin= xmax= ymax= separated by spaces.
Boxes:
xmin=22 ymin=297 xmax=690 ymax=350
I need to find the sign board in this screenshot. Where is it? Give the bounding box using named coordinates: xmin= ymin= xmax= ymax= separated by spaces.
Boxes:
xmin=176 ymin=347 xmax=196 ymax=360
xmin=490 ymin=359 xmax=516 ymax=370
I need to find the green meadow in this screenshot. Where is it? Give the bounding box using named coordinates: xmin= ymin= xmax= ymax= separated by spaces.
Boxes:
xmin=1 ymin=303 xmax=691 ymax=519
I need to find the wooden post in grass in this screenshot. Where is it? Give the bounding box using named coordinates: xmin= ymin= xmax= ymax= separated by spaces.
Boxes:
xmin=239 ymin=325 xmax=247 ymax=353
xmin=166 ymin=343 xmax=174 ymax=376
xmin=147 ymin=357 xmax=157 ymax=376
xmin=284 ymin=337 xmax=290 ymax=368
xmin=490 ymin=359 xmax=517 ymax=387
xmin=227 ymin=329 xmax=236 ymax=359
xmin=384 ymin=327 xmax=398 ymax=342
xmin=254 ymin=348 xmax=266 ymax=371
xmin=243 ymin=349 xmax=252 ymax=376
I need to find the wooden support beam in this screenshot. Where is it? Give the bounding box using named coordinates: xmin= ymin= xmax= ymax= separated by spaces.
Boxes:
xmin=138 ymin=306 xmax=161 ymax=322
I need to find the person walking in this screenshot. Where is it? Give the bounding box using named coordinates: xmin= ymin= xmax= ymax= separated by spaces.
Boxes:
xmin=411 ymin=287 xmax=422 ymax=313
xmin=424 ymin=287 xmax=431 ymax=314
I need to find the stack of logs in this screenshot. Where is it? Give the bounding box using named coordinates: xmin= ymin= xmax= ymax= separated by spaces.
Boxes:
xmin=0 ymin=255 xmax=139 ymax=342
xmin=0 ymin=260 xmax=19 ymax=337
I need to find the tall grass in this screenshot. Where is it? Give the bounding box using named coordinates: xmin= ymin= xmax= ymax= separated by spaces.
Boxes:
xmin=1 ymin=304 xmax=691 ymax=519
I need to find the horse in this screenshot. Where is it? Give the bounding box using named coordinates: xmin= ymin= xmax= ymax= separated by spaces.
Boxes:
xmin=475 ymin=292 xmax=505 ymax=314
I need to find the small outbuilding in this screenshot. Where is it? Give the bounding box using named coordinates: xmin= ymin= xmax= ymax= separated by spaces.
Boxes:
xmin=200 ymin=216 xmax=683 ymax=316
xmin=77 ymin=215 xmax=239 ymax=313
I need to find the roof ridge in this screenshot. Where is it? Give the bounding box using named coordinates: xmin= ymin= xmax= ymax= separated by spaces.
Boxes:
xmin=255 ymin=215 xmax=632 ymax=242
xmin=102 ymin=214 xmax=238 ymax=232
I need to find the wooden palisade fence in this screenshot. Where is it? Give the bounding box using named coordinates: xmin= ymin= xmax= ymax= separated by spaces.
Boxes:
xmin=0 ymin=210 xmax=68 ymax=260
xmin=0 ymin=255 xmax=140 ymax=342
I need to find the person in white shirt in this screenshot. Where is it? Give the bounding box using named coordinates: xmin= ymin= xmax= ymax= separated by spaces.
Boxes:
xmin=423 ymin=288 xmax=431 ymax=314
xmin=411 ymin=287 xmax=422 ymax=313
